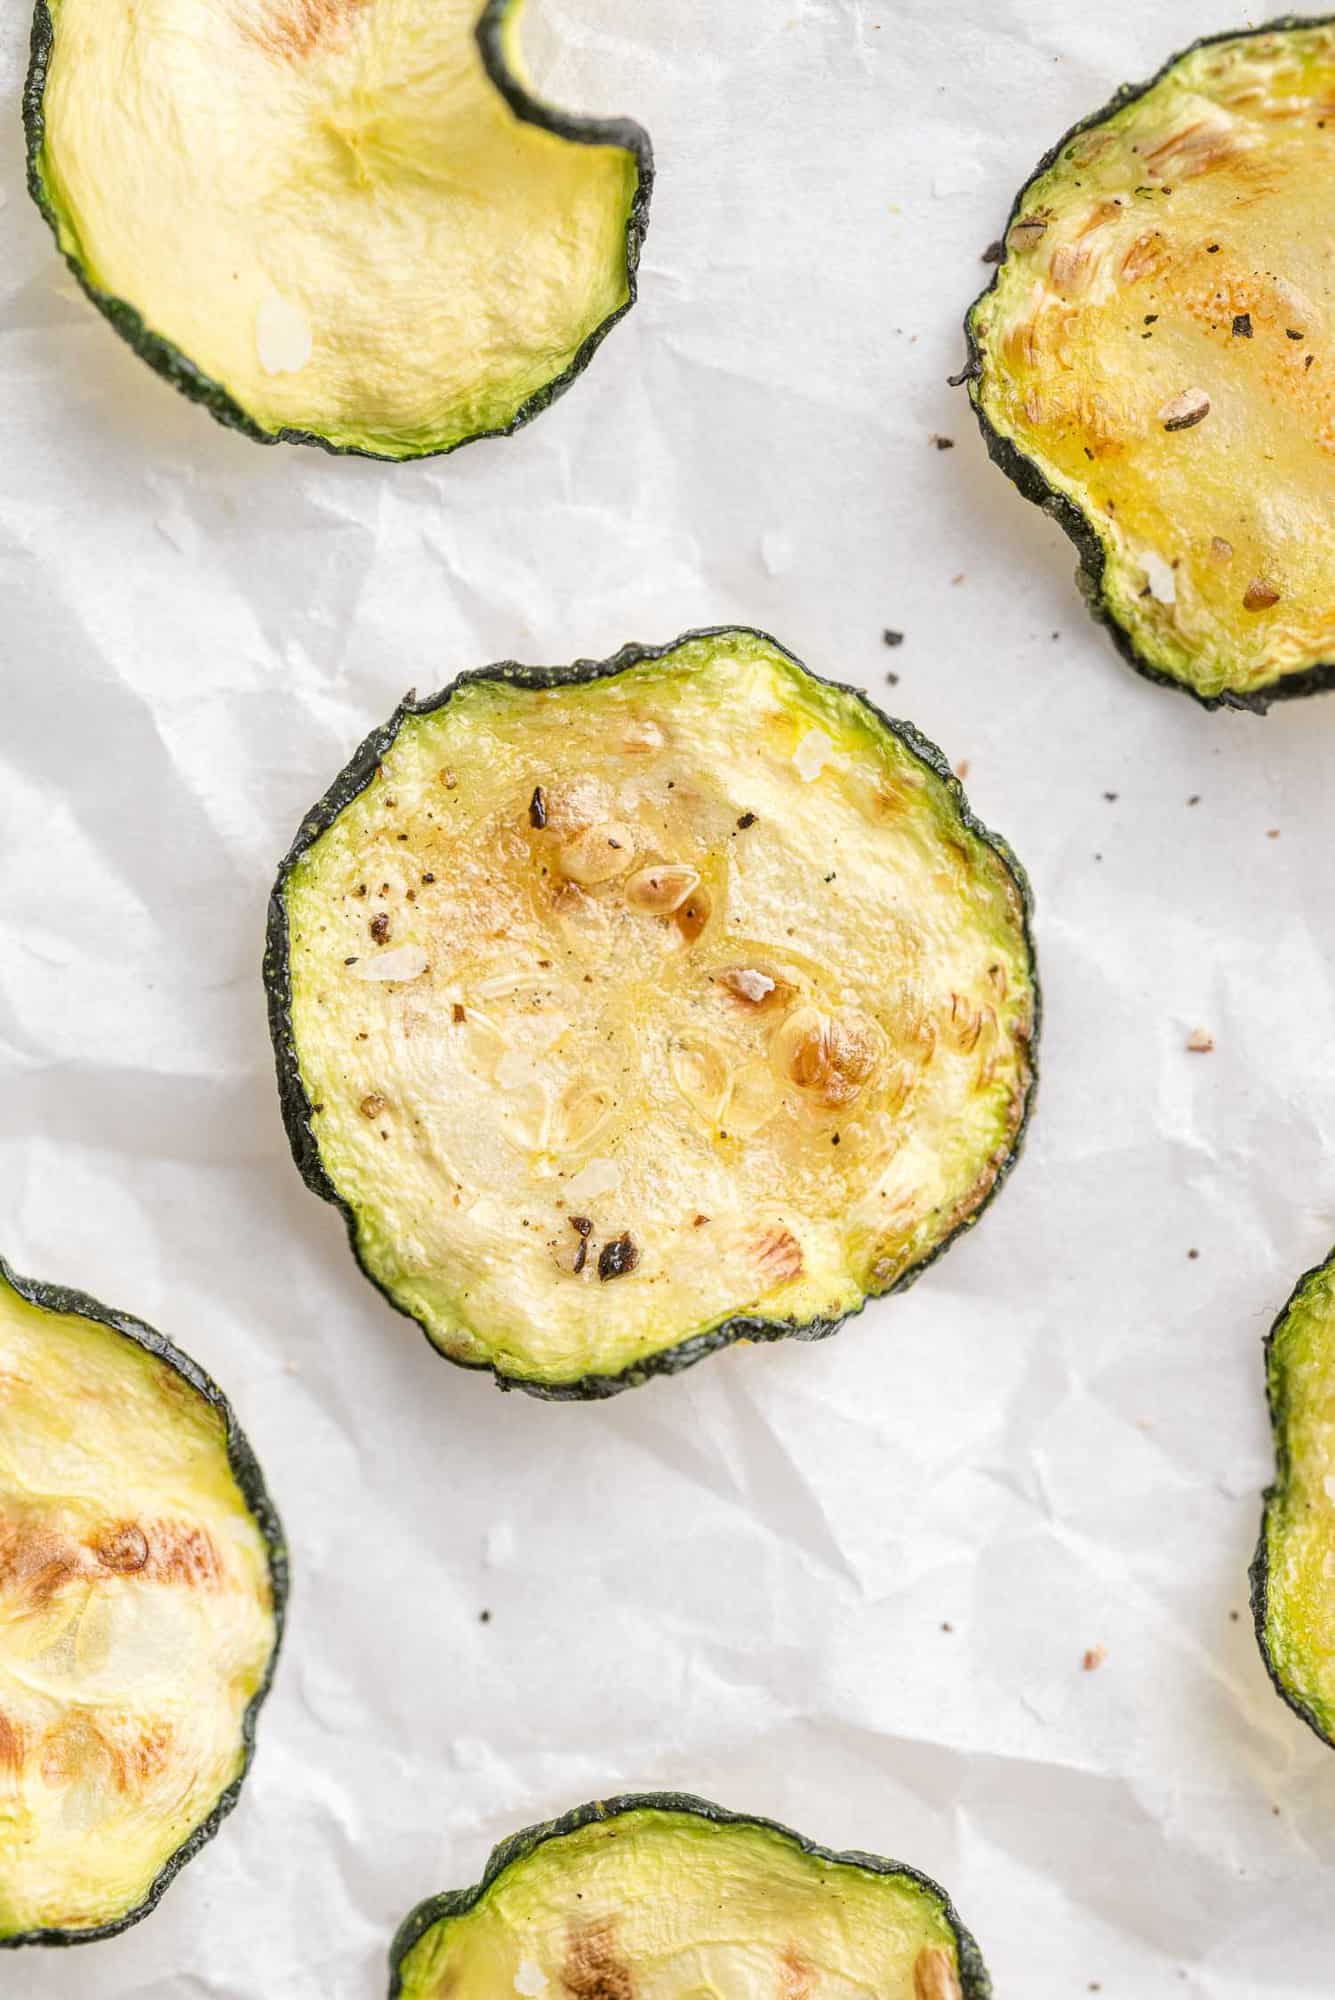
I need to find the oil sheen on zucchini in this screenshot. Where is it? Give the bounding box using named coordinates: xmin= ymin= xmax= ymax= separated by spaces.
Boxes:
xmin=967 ymin=21 xmax=1335 ymax=709
xmin=25 ymin=0 xmax=651 ymax=459
xmin=389 ymin=1795 xmax=992 ymax=2000
xmin=0 ymin=1257 xmax=285 ymax=1945
xmin=267 ymin=628 xmax=1038 ymax=1398
xmin=1253 ymin=1249 xmax=1335 ymax=1747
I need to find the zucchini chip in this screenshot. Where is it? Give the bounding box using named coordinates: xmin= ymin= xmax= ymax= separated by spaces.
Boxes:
xmin=24 ymin=0 xmax=651 ymax=460
xmin=1253 ymin=1248 xmax=1335 ymax=1747
xmin=965 ymin=20 xmax=1335 ymax=710
xmin=389 ymin=1794 xmax=992 ymax=2000
xmin=267 ymin=627 xmax=1038 ymax=1398
xmin=0 ymin=1256 xmax=285 ymax=1945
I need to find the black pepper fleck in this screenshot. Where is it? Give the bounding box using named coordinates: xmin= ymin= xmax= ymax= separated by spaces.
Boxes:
xmin=598 ymin=1234 xmax=640 ymax=1281
xmin=529 ymin=785 xmax=548 ymax=829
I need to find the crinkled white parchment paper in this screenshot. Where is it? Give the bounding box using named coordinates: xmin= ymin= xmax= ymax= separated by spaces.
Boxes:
xmin=5 ymin=1 xmax=1335 ymax=1994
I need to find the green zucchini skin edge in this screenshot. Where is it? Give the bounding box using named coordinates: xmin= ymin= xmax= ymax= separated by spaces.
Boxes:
xmin=385 ymin=1792 xmax=993 ymax=2000
xmin=21 ymin=0 xmax=653 ymax=463
xmin=264 ymin=624 xmax=1041 ymax=1402
xmin=1249 ymin=1248 xmax=1335 ymax=1750
xmin=958 ymin=14 xmax=1335 ymax=716
xmin=0 ymin=1252 xmax=289 ymax=1949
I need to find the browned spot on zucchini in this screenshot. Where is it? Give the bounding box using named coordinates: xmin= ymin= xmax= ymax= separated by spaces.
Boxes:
xmin=773 ymin=1006 xmax=879 ymax=1108
xmin=914 ymin=1945 xmax=963 ymax=2000
xmin=2 ymin=1515 xmax=225 ymax=1600
xmin=1120 ymin=230 xmax=1170 ymax=283
xmin=780 ymin=1946 xmax=813 ymax=1999
xmin=674 ymin=887 xmax=711 ymax=945
xmin=39 ymin=1713 xmax=174 ymax=1797
xmin=141 ymin=1521 xmax=223 ymax=1588
xmin=1142 ymin=116 xmax=1239 ymax=180
xmin=0 ymin=1711 xmax=24 ymax=1774
xmin=93 ymin=1522 xmax=150 ymax=1574
xmin=39 ymin=1716 xmax=111 ymax=1790
xmin=563 ymin=1918 xmax=634 ymax=2000
xmin=1049 ymin=241 xmax=1092 ymax=293
xmin=0 ymin=1517 xmax=82 ymax=1604
xmin=117 ymin=1721 xmax=174 ymax=1793
xmin=946 ymin=992 xmax=993 ymax=1057
xmin=749 ymin=1223 xmax=804 ymax=1286
xmin=234 ymin=0 xmax=367 ymax=62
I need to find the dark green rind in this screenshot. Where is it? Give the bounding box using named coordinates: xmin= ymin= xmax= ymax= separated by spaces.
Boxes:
xmin=264 ymin=625 xmax=1041 ymax=1402
xmin=1249 ymin=1248 xmax=1335 ymax=1750
xmin=0 ymin=1253 xmax=288 ymax=1950
xmin=386 ymin=1792 xmax=993 ymax=2000
xmin=958 ymin=14 xmax=1335 ymax=715
xmin=22 ymin=0 xmax=653 ymax=464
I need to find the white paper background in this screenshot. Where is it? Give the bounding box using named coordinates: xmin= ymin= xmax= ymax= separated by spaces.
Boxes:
xmin=5 ymin=2 xmax=1335 ymax=1993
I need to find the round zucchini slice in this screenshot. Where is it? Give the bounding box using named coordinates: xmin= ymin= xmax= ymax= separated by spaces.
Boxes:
xmin=965 ymin=20 xmax=1335 ymax=710
xmin=1252 ymin=1247 xmax=1335 ymax=1748
xmin=389 ymin=1794 xmax=992 ymax=2000
xmin=24 ymin=0 xmax=651 ymax=460
xmin=267 ymin=627 xmax=1038 ymax=1398
xmin=0 ymin=1255 xmax=286 ymax=1946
